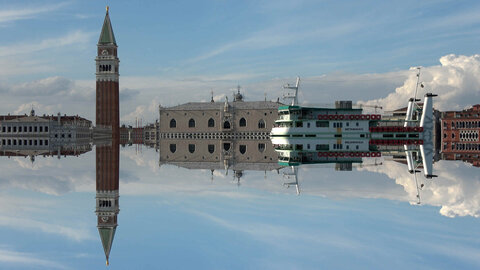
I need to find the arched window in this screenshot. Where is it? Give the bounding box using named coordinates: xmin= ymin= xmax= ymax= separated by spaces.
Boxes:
xmin=258 ymin=119 xmax=266 ymax=129
xmin=239 ymin=117 xmax=246 ymax=127
xmin=170 ymin=144 xmax=176 ymax=153
xmin=223 ymin=121 xmax=231 ymax=129
xmin=170 ymin=119 xmax=176 ymax=128
xmin=189 ymin=118 xmax=196 ymax=128
xmin=258 ymin=143 xmax=266 ymax=152
xmin=223 ymin=143 xmax=231 ymax=151
xmin=208 ymin=144 xmax=215 ymax=153
xmin=208 ymin=118 xmax=215 ymax=127
xmin=239 ymin=145 xmax=246 ymax=154
xmin=188 ymin=144 xmax=195 ymax=153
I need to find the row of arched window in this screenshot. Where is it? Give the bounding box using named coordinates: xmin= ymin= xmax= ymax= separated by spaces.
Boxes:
xmin=99 ymin=65 xmax=112 ymax=72
xmin=169 ymin=143 xmax=266 ymax=154
xmin=1 ymin=139 xmax=49 ymax=146
xmin=169 ymin=118 xmax=266 ymax=129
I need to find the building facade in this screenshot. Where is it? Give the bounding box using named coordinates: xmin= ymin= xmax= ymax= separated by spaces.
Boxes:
xmin=440 ymin=104 xmax=480 ymax=166
xmin=0 ymin=109 xmax=91 ymax=150
xmin=158 ymin=93 xmax=281 ymax=140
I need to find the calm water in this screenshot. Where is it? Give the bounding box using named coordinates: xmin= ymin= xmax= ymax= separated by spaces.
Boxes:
xmin=1 ymin=139 xmax=479 ymax=270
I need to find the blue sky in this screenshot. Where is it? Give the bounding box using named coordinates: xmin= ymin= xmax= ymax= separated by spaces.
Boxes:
xmin=1 ymin=0 xmax=480 ymax=124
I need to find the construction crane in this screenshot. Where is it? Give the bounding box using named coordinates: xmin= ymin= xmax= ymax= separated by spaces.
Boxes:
xmin=358 ymin=104 xmax=383 ymax=113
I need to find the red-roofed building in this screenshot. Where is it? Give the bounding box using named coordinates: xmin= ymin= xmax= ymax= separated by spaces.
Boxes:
xmin=440 ymin=105 xmax=480 ymax=166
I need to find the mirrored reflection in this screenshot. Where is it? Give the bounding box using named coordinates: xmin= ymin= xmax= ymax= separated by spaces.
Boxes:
xmin=1 ymin=7 xmax=479 ymax=269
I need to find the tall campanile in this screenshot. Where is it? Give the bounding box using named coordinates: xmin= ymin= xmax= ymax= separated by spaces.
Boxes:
xmin=95 ymin=6 xmax=120 ymax=266
xmin=96 ymin=6 xmax=119 ymax=138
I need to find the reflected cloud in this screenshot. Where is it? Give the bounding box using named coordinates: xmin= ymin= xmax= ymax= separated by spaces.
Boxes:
xmin=0 ymin=248 xmax=67 ymax=270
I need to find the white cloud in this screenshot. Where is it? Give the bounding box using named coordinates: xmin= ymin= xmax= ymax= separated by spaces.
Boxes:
xmin=361 ymin=54 xmax=480 ymax=111
xmin=0 ymin=248 xmax=67 ymax=269
xmin=0 ymin=2 xmax=68 ymax=24
xmin=359 ymin=160 xmax=480 ymax=218
xmin=0 ymin=30 xmax=93 ymax=57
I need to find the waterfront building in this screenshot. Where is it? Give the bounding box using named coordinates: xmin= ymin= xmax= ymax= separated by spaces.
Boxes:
xmin=158 ymin=89 xmax=281 ymax=140
xmin=0 ymin=109 xmax=91 ymax=150
xmin=440 ymin=104 xmax=480 ymax=166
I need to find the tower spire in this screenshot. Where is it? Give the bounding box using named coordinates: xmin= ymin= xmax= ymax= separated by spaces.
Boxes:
xmin=98 ymin=7 xmax=116 ymax=45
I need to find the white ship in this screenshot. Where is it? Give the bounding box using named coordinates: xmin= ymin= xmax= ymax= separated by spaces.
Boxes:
xmin=271 ymin=77 xmax=437 ymax=178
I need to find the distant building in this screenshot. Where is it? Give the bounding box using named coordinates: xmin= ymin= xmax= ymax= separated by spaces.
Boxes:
xmin=119 ymin=125 xmax=144 ymax=145
xmin=0 ymin=109 xmax=91 ymax=151
xmin=157 ymin=90 xmax=281 ymax=140
xmin=440 ymin=104 xmax=480 ymax=166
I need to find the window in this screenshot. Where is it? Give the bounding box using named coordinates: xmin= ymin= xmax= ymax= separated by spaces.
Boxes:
xmin=45 ymin=140 xmax=48 ymax=146
xmin=34 ymin=126 xmax=37 ymax=132
xmin=208 ymin=144 xmax=215 ymax=153
xmin=223 ymin=143 xmax=231 ymax=151
xmin=13 ymin=126 xmax=16 ymax=133
xmin=223 ymin=121 xmax=231 ymax=129
xmin=170 ymin=144 xmax=176 ymax=153
xmin=316 ymin=121 xmax=329 ymax=127
xmin=7 ymin=127 xmax=11 ymax=132
xmin=239 ymin=145 xmax=246 ymax=154
xmin=188 ymin=119 xmax=196 ymax=128
xmin=295 ymin=121 xmax=303 ymax=128
xmin=169 ymin=119 xmax=176 ymax=128
xmin=45 ymin=126 xmax=48 ymax=132
xmin=356 ymin=122 xmax=359 ymax=127
xmin=188 ymin=144 xmax=195 ymax=153
xmin=258 ymin=119 xmax=266 ymax=129
xmin=258 ymin=143 xmax=265 ymax=152
xmin=316 ymin=144 xmax=329 ymax=151
xmin=452 ymin=133 xmax=455 ymax=138
xmin=39 ymin=126 xmax=43 ymax=132
xmin=1 ymin=126 xmax=4 ymax=132
xmin=208 ymin=118 xmax=215 ymax=127
xmin=239 ymin=117 xmax=246 ymax=127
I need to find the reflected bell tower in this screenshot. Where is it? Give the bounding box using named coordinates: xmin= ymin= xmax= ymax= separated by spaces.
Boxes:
xmin=95 ymin=6 xmax=120 ymax=266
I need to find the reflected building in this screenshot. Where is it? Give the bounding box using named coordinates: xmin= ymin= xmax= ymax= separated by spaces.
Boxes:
xmin=94 ymin=7 xmax=120 ymax=266
xmin=159 ymin=138 xmax=283 ymax=181
xmin=0 ymin=109 xmax=92 ymax=161
xmin=155 ymin=88 xmax=284 ymax=181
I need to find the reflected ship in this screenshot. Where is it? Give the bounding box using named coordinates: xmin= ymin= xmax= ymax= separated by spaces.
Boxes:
xmin=271 ymin=77 xmax=437 ymax=179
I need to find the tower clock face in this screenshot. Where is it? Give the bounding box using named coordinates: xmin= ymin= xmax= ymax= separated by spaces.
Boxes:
xmin=101 ymin=49 xmax=108 ymax=55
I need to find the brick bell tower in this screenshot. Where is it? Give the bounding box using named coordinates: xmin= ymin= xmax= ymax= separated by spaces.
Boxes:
xmin=96 ymin=5 xmax=119 ymax=138
xmin=95 ymin=6 xmax=120 ymax=266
